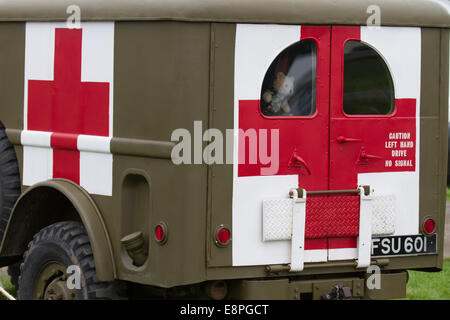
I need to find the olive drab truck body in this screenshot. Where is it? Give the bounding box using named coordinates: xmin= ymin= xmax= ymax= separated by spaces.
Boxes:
xmin=0 ymin=0 xmax=449 ymax=300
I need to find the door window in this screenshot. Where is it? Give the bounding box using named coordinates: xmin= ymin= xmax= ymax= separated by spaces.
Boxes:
xmin=260 ymin=40 xmax=317 ymax=117
xmin=343 ymin=41 xmax=395 ymax=115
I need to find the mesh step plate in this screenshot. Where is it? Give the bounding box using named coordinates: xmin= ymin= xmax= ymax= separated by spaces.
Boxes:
xmin=263 ymin=194 xmax=395 ymax=241
xmin=306 ymin=194 xmax=360 ymax=238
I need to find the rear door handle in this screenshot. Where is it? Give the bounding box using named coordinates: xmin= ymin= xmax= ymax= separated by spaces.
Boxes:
xmin=357 ymin=147 xmax=382 ymax=164
xmin=288 ymin=149 xmax=311 ymax=175
xmin=336 ymin=136 xmax=362 ymax=143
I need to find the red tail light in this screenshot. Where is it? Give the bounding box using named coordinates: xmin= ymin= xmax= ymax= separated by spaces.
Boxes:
xmin=423 ymin=218 xmax=435 ymax=235
xmin=155 ymin=223 xmax=168 ymax=244
xmin=215 ymin=225 xmax=231 ymax=247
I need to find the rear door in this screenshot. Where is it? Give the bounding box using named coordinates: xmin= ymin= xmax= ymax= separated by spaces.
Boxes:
xmin=328 ymin=26 xmax=421 ymax=260
xmin=232 ymin=24 xmax=421 ymax=267
xmin=233 ymin=25 xmax=331 ymax=266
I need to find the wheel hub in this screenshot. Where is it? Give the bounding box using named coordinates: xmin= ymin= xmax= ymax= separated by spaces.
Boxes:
xmin=34 ymin=262 xmax=76 ymax=300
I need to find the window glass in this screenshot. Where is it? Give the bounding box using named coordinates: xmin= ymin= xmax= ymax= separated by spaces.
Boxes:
xmin=260 ymin=40 xmax=316 ymax=117
xmin=343 ymin=41 xmax=394 ymax=115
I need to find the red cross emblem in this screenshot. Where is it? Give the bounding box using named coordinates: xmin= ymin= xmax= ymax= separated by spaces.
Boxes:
xmin=27 ymin=28 xmax=110 ymax=184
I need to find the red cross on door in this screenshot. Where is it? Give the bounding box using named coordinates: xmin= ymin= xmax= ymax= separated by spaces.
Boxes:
xmin=27 ymin=28 xmax=110 ymax=184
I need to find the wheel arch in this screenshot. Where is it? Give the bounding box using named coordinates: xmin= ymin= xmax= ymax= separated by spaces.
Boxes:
xmin=0 ymin=178 xmax=116 ymax=281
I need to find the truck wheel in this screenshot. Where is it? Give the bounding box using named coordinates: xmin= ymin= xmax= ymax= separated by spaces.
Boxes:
xmin=0 ymin=121 xmax=21 ymax=243
xmin=18 ymin=221 xmax=126 ymax=300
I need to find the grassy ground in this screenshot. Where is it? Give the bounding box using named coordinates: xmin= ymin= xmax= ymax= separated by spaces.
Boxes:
xmin=0 ymin=274 xmax=16 ymax=300
xmin=399 ymin=259 xmax=450 ymax=300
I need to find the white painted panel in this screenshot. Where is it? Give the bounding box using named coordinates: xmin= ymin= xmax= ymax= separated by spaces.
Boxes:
xmin=358 ymin=172 xmax=419 ymax=235
xmin=22 ymin=146 xmax=53 ymax=186
xmin=24 ymin=22 xmax=61 ymax=130
xmin=232 ymin=175 xmax=298 ymax=266
xmin=78 ymin=134 xmax=111 ymax=153
xmin=24 ymin=23 xmax=58 ymax=81
xmin=81 ymin=22 xmax=115 ymax=137
xmin=328 ymin=248 xmax=358 ymax=261
xmin=304 ymin=250 xmax=327 ymax=263
xmin=234 ymin=24 xmax=301 ymax=100
xmin=360 ymin=27 xmax=421 ymax=100
xmin=79 ymin=151 xmax=112 ymax=196
xmin=81 ymin=22 xmax=114 ymax=83
xmin=22 ymin=131 xmax=53 ymax=186
xmin=21 ymin=130 xmax=51 ymax=148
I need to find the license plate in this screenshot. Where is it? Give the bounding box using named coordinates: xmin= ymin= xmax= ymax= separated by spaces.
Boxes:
xmin=371 ymin=234 xmax=437 ymax=257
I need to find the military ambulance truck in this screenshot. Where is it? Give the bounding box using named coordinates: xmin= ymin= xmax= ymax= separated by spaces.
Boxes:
xmin=0 ymin=0 xmax=449 ymax=300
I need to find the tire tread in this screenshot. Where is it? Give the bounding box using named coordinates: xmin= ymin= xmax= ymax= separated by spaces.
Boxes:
xmin=18 ymin=221 xmax=127 ymax=300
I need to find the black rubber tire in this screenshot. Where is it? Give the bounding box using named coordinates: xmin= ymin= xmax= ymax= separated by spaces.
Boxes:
xmin=18 ymin=221 xmax=127 ymax=300
xmin=0 ymin=121 xmax=21 ymax=243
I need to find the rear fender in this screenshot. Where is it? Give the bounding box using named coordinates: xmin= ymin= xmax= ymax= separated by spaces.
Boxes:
xmin=0 ymin=179 xmax=116 ymax=281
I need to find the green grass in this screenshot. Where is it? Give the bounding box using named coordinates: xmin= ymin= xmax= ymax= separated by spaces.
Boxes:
xmin=0 ymin=274 xmax=16 ymax=300
xmin=399 ymin=259 xmax=450 ymax=300
xmin=446 ymin=188 xmax=450 ymax=201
